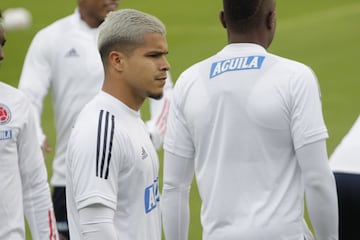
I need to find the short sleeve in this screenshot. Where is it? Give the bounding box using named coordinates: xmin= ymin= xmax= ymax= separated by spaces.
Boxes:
xmin=290 ymin=66 xmax=328 ymax=150
xmin=67 ymin=111 xmax=123 ymax=211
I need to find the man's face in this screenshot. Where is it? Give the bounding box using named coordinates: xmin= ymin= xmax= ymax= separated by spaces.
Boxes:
xmin=0 ymin=25 xmax=5 ymax=62
xmin=122 ymin=33 xmax=170 ymax=101
xmin=79 ymin=0 xmax=119 ymax=27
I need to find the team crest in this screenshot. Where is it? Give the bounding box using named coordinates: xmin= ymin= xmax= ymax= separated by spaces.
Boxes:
xmin=0 ymin=103 xmax=11 ymax=125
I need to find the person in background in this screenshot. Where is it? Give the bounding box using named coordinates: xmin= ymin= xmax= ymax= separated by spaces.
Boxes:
xmin=329 ymin=115 xmax=360 ymax=239
xmin=0 ymin=15 xmax=58 ymax=240
xmin=18 ymin=1 xmax=172 ymax=238
xmin=161 ymin=0 xmax=338 ymax=239
xmin=66 ymin=9 xmax=169 ymax=240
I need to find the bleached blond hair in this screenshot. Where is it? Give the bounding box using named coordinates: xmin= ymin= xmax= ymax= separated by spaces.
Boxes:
xmin=98 ymin=9 xmax=166 ymax=61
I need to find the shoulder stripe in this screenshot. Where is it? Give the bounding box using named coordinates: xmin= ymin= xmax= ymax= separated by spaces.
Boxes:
xmin=104 ymin=115 xmax=115 ymax=179
xmin=100 ymin=111 xmax=109 ymax=178
xmin=96 ymin=110 xmax=115 ymax=179
xmin=96 ymin=110 xmax=104 ymax=177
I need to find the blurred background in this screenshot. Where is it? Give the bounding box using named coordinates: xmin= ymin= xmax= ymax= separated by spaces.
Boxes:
xmin=1 ymin=0 xmax=359 ymax=239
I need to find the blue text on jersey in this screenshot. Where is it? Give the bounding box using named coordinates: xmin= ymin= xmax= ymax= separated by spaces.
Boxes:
xmin=0 ymin=130 xmax=12 ymax=141
xmin=144 ymin=177 xmax=160 ymax=214
xmin=210 ymin=55 xmax=265 ymax=78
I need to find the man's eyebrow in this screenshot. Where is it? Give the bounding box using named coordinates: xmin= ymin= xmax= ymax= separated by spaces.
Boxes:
xmin=146 ymin=50 xmax=169 ymax=55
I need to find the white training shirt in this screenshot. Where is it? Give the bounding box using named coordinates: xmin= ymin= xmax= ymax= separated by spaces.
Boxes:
xmin=163 ymin=43 xmax=329 ymax=239
xmin=66 ymin=91 xmax=161 ymax=240
xmin=18 ymin=8 xmax=172 ymax=187
xmin=330 ymin=115 xmax=360 ymax=174
xmin=0 ymin=82 xmax=58 ymax=240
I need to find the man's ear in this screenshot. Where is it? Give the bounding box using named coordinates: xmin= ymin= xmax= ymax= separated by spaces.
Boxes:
xmin=109 ymin=51 xmax=125 ymax=72
xmin=219 ymin=10 xmax=227 ymax=29
xmin=266 ymin=10 xmax=276 ymax=30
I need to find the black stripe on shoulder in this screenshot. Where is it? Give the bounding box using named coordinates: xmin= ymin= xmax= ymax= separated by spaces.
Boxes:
xmin=96 ymin=110 xmax=115 ymax=179
xmin=104 ymin=115 xmax=115 ymax=179
xmin=96 ymin=110 xmax=104 ymax=177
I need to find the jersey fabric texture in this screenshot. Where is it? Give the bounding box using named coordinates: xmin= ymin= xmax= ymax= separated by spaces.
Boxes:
xmin=66 ymin=91 xmax=161 ymax=240
xmin=330 ymin=115 xmax=360 ymax=174
xmin=163 ymin=43 xmax=328 ymax=239
xmin=18 ymin=8 xmax=172 ymax=187
xmin=0 ymin=82 xmax=57 ymax=240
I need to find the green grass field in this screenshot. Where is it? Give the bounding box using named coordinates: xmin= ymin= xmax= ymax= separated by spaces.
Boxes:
xmin=1 ymin=0 xmax=360 ymax=239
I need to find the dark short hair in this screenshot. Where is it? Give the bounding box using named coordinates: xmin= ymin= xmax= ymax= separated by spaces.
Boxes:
xmin=223 ymin=0 xmax=265 ymax=33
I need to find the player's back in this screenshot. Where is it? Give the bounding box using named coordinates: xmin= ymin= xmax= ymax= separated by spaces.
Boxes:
xmin=174 ymin=43 xmax=324 ymax=239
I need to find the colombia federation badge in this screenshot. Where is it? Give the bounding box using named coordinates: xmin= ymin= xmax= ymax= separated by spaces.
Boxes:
xmin=0 ymin=103 xmax=11 ymax=125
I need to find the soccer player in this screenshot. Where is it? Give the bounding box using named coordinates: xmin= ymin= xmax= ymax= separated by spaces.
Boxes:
xmin=0 ymin=19 xmax=58 ymax=240
xmin=162 ymin=0 xmax=339 ymax=239
xmin=329 ymin=115 xmax=360 ymax=239
xmin=18 ymin=1 xmax=172 ymax=238
xmin=66 ymin=9 xmax=169 ymax=240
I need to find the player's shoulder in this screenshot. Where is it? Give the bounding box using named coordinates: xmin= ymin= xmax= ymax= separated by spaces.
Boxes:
xmin=69 ymin=99 xmax=103 ymax=149
xmin=34 ymin=13 xmax=75 ymax=39
xmin=185 ymin=54 xmax=214 ymax=73
xmin=75 ymin=96 xmax=103 ymax=125
xmin=75 ymin=92 xmax=119 ymax=128
xmin=268 ymin=53 xmax=319 ymax=90
xmin=69 ymin=93 xmax=129 ymax=151
xmin=269 ymin=52 xmax=313 ymax=74
xmin=0 ymin=82 xmax=33 ymax=122
xmin=175 ymin=56 xmax=212 ymax=86
xmin=0 ymin=82 xmax=16 ymax=94
xmin=0 ymin=82 xmax=28 ymax=104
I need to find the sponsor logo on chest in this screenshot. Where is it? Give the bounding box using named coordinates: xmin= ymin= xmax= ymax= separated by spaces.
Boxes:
xmin=0 ymin=130 xmax=12 ymax=141
xmin=144 ymin=177 xmax=160 ymax=214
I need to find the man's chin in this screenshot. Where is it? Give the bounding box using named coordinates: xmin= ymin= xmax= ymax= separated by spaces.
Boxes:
xmin=148 ymin=92 xmax=163 ymax=100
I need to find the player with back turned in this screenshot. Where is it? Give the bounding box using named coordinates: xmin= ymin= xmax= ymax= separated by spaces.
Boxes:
xmin=162 ymin=0 xmax=339 ymax=239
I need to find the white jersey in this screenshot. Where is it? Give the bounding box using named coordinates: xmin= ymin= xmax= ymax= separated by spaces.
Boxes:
xmin=66 ymin=91 xmax=161 ymax=240
xmin=330 ymin=115 xmax=360 ymax=174
xmin=164 ymin=43 xmax=328 ymax=239
xmin=0 ymin=82 xmax=58 ymax=240
xmin=18 ymin=8 xmax=172 ymax=187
